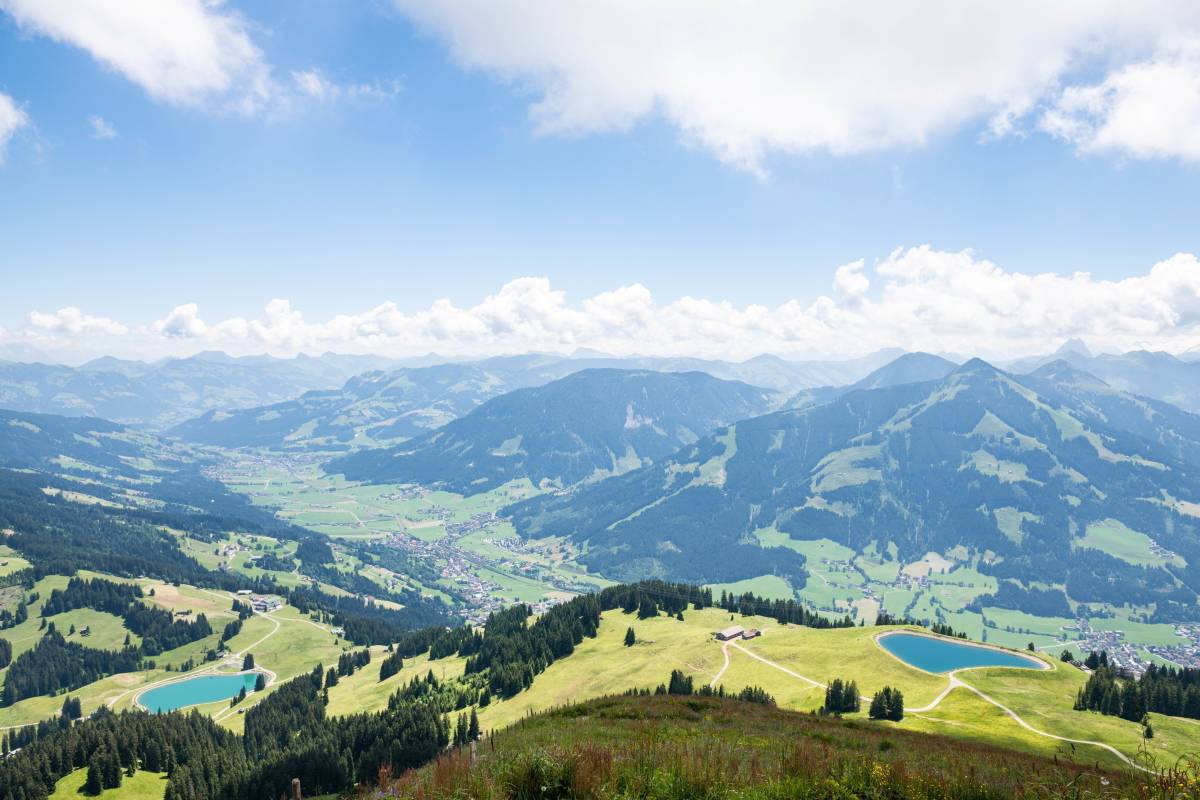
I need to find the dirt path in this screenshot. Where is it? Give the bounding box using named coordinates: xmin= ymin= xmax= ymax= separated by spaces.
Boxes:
xmin=710 ymin=641 xmax=732 ymax=687
xmin=951 ymin=678 xmax=1148 ymax=772
xmin=728 ymin=640 xmax=826 ymax=689
xmin=731 ymin=639 xmax=1146 ymax=771
xmin=103 ymin=590 xmax=286 ymax=713
xmin=908 ymin=674 xmax=963 ymax=712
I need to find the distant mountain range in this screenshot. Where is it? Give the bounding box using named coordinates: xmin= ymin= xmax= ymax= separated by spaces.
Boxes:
xmin=0 ymin=351 xmax=401 ymax=429
xmin=169 ymin=351 xmax=904 ymax=450
xmin=327 ymin=369 xmax=780 ymax=492
xmin=504 ymin=359 xmax=1200 ymax=621
xmin=1012 ymin=348 xmax=1200 ymax=414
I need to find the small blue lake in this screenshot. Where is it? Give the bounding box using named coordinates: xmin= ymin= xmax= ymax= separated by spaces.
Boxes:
xmin=139 ymin=673 xmax=259 ymax=712
xmin=879 ymin=633 xmax=1044 ymax=674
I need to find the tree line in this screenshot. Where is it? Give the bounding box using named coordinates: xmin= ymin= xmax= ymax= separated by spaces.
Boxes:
xmin=1 ymin=629 xmax=141 ymax=706
xmin=1075 ymin=654 xmax=1200 ymax=722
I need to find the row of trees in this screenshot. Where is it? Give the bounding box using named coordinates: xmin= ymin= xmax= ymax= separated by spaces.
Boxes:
xmin=1075 ymin=659 xmax=1200 ymax=721
xmin=1 ymin=629 xmax=141 ymax=706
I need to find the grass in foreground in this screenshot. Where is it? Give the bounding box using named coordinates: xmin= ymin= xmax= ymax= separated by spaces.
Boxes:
xmin=380 ymin=694 xmax=1189 ymax=800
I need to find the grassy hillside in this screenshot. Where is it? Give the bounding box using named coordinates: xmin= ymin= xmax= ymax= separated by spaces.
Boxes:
xmin=0 ymin=571 xmax=355 ymax=731
xmin=470 ymin=607 xmax=1198 ymax=771
xmin=380 ymin=694 xmax=1158 ymax=800
xmin=50 ymin=768 xmax=166 ymax=799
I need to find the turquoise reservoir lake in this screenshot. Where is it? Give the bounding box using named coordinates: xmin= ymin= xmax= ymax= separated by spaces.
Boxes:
xmin=878 ymin=633 xmax=1045 ymax=674
xmin=139 ymin=673 xmax=259 ymax=712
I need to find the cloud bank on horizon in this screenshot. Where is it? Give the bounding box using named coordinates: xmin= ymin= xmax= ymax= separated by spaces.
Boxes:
xmin=6 ymin=247 xmax=1200 ymax=364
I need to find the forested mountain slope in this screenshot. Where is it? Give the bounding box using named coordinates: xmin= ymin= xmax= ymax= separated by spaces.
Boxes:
xmin=327 ymin=369 xmax=779 ymax=494
xmin=507 ymin=360 xmax=1200 ymax=619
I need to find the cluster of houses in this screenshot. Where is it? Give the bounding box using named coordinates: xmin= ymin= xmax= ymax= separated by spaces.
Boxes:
xmin=1055 ymin=618 xmax=1200 ymax=676
xmin=235 ymin=590 xmax=283 ymax=613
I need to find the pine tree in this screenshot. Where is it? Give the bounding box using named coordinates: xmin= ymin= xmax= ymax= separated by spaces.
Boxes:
xmin=667 ymin=669 xmax=694 ymax=695
xmin=85 ymin=753 xmax=104 ymax=795
xmin=868 ymin=691 xmax=888 ymax=720
xmin=242 ymin=653 xmax=255 ymax=670
xmin=254 ymin=672 xmax=267 ymax=691
xmin=624 ymin=627 xmax=636 ymax=647
xmin=468 ymin=707 xmax=480 ymax=741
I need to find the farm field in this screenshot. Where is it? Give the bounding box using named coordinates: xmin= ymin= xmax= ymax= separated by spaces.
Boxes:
xmin=214 ymin=455 xmax=609 ymax=614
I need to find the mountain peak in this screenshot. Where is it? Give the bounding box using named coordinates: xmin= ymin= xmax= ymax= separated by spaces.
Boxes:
xmin=953 ymin=357 xmax=999 ymax=375
xmin=1054 ymin=337 xmax=1092 ymax=358
xmin=850 ymin=352 xmax=957 ymax=391
xmin=1028 ymin=359 xmax=1111 ymax=391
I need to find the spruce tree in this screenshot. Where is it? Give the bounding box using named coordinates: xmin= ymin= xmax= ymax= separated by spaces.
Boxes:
xmin=242 ymin=653 xmax=255 ymax=670
xmin=868 ymin=691 xmax=888 ymax=720
xmin=468 ymin=708 xmax=480 ymax=741
xmin=254 ymin=672 xmax=267 ymax=691
xmin=85 ymin=753 xmax=104 ymax=795
xmin=624 ymin=627 xmax=636 ymax=647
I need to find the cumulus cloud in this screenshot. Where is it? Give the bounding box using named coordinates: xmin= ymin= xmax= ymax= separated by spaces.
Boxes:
xmin=834 ymin=260 xmax=870 ymax=299
xmin=151 ymin=304 xmax=207 ymax=339
xmin=1042 ymin=39 xmax=1200 ymax=161
xmin=26 ymin=307 xmax=127 ymax=337
xmin=0 ymin=91 xmax=29 ymax=162
xmin=9 ymin=248 xmax=1200 ymax=362
xmin=390 ymin=1 xmax=1200 ymax=172
xmin=88 ymin=114 xmax=117 ymax=139
xmin=0 ymin=0 xmax=275 ymax=113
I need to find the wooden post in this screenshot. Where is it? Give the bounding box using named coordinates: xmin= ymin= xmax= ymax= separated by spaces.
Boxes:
xmin=291 ymin=777 xmax=302 ymax=800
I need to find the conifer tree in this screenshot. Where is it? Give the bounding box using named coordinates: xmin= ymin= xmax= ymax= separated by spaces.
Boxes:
xmin=624 ymin=627 xmax=636 ymax=647
xmin=85 ymin=753 xmax=104 ymax=795
xmin=468 ymin=707 xmax=480 ymax=742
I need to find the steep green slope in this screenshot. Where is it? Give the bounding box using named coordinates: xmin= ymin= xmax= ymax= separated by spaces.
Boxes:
xmin=507 ymin=360 xmax=1200 ymax=617
xmin=327 ymin=369 xmax=778 ymax=494
xmin=380 ymin=694 xmax=1145 ymax=800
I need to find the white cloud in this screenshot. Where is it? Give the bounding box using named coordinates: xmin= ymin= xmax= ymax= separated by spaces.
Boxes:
xmin=10 ymin=248 xmax=1200 ymax=362
xmin=291 ymin=69 xmax=403 ymax=104
xmin=151 ymin=304 xmax=207 ymax=339
xmin=0 ymin=0 xmax=275 ymax=113
xmin=390 ymin=1 xmax=1200 ymax=172
xmin=88 ymin=114 xmax=117 ymax=139
xmin=26 ymin=307 xmax=127 ymax=336
xmin=1042 ymin=40 xmax=1200 ymax=161
xmin=834 ymin=260 xmax=870 ymax=299
xmin=0 ymin=91 xmax=29 ymax=162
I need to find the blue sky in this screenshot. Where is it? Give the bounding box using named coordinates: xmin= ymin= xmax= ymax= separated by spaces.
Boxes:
xmin=1 ymin=2 xmax=1200 ymax=362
